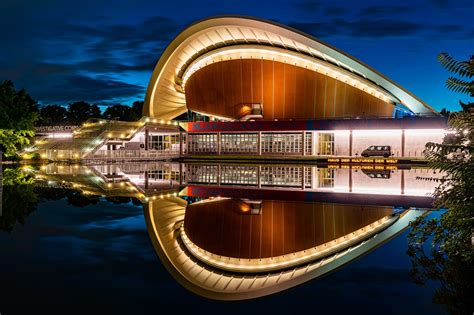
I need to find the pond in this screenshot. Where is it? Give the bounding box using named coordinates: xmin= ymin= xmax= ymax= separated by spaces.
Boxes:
xmin=0 ymin=162 xmax=450 ymax=314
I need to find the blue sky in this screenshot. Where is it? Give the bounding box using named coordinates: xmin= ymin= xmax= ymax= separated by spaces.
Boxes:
xmin=0 ymin=0 xmax=473 ymax=111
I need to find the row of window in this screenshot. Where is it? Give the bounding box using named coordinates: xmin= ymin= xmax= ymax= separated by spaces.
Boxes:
xmin=185 ymin=165 xmax=318 ymax=188
xmin=148 ymin=134 xmax=180 ymax=151
xmin=187 ymin=132 xmax=319 ymax=154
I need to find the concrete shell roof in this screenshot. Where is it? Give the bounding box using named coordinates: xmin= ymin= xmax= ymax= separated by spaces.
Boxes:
xmin=144 ymin=16 xmax=438 ymax=120
xmin=144 ymin=197 xmax=425 ymax=301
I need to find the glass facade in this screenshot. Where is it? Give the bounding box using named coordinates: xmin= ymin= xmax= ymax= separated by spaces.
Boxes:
xmin=221 ymin=133 xmax=258 ymax=154
xmin=149 ymin=134 xmax=179 ymax=151
xmin=148 ymin=169 xmax=180 ymax=181
xmin=305 ymin=132 xmax=313 ymax=155
xmin=186 ymin=164 xmax=218 ymax=184
xmin=261 ymin=166 xmax=306 ymax=187
xmin=221 ymin=166 xmax=258 ymax=185
xmin=317 ymin=168 xmax=334 ymax=188
xmin=261 ymin=133 xmax=303 ymax=154
xmin=318 ymin=133 xmax=334 ymax=155
xmin=184 ymin=164 xmax=313 ymax=188
xmin=188 ymin=134 xmax=217 ymax=153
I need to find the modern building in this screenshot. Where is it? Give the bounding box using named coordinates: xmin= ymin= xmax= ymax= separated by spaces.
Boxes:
xmin=31 ymin=116 xmax=181 ymax=161
xmin=30 ymin=16 xmax=447 ymax=161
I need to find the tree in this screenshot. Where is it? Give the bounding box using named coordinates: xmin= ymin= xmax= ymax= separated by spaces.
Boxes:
xmin=438 ymin=53 xmax=474 ymax=112
xmin=131 ymin=100 xmax=144 ymax=121
xmin=67 ymin=101 xmax=101 ymax=124
xmin=38 ymin=104 xmax=68 ymax=126
xmin=103 ymin=104 xmax=134 ymax=121
xmin=407 ymin=54 xmax=473 ymax=314
xmin=0 ymin=80 xmax=38 ymax=130
xmin=408 ymin=113 xmax=473 ymax=314
xmin=0 ymin=167 xmax=38 ymax=232
xmin=0 ymin=129 xmax=34 ymax=157
xmin=0 ymin=80 xmax=38 ymax=157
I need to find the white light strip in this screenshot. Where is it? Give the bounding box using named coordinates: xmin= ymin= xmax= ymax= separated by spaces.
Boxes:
xmin=181 ymin=45 xmax=396 ymax=103
xmin=404 ymin=129 xmax=447 ymax=136
xmin=48 ymin=133 xmax=73 ymax=138
xmin=179 ymin=215 xmax=397 ymax=273
xmin=352 ymin=129 xmax=402 ymax=136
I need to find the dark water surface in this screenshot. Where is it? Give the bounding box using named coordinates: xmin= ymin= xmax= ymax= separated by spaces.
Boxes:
xmin=0 ymin=163 xmax=447 ymax=314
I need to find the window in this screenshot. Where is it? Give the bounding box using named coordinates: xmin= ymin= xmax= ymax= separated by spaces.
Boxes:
xmin=261 ymin=166 xmax=304 ymax=187
xmin=148 ymin=134 xmax=179 ymax=151
xmin=261 ymin=133 xmax=303 ymax=154
xmin=220 ymin=166 xmax=258 ymax=185
xmin=187 ymin=134 xmax=217 ymax=153
xmin=317 ymin=168 xmax=334 ymax=188
xmin=318 ymin=133 xmax=334 ymax=155
xmin=221 ymin=133 xmax=258 ymax=154
xmin=185 ymin=164 xmax=218 ymax=183
xmin=305 ymin=132 xmax=313 ymax=155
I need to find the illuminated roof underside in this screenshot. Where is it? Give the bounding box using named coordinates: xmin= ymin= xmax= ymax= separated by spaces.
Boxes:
xmin=145 ymin=16 xmax=437 ymax=120
xmin=144 ymin=198 xmax=425 ymax=301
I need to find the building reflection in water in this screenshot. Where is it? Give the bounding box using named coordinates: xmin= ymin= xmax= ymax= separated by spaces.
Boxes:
xmin=35 ymin=162 xmax=440 ymax=300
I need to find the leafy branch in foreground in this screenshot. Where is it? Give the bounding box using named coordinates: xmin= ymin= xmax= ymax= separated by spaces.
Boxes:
xmin=438 ymin=53 xmax=474 ymax=97
xmin=408 ymin=112 xmax=473 ymax=314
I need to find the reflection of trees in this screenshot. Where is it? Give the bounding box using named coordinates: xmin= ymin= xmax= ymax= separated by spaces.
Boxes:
xmin=1 ymin=167 xmax=143 ymax=232
xmin=64 ymin=190 xmax=100 ymax=207
xmin=1 ymin=167 xmax=38 ymax=232
xmin=408 ymin=112 xmax=473 ymax=314
xmin=407 ymin=240 xmax=472 ymax=314
xmin=105 ymin=196 xmax=142 ymax=206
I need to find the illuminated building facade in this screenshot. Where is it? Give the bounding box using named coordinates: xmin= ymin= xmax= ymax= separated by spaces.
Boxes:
xmin=29 ymin=16 xmax=447 ymax=161
xmin=144 ymin=16 xmax=447 ymax=160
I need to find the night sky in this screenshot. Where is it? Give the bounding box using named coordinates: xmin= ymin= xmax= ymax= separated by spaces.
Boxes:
xmin=1 ymin=0 xmax=473 ymax=111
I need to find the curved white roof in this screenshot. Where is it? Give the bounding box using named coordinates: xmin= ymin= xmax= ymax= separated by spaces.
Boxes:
xmin=144 ymin=16 xmax=437 ymax=120
xmin=144 ymin=198 xmax=425 ymax=301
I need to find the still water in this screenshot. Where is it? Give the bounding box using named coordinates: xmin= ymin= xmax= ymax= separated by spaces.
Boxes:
xmin=0 ymin=162 xmax=447 ymax=314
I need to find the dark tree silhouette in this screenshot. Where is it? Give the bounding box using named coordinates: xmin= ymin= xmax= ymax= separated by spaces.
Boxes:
xmin=0 ymin=80 xmax=38 ymax=130
xmin=38 ymin=104 xmax=68 ymax=126
xmin=131 ymin=100 xmax=144 ymax=121
xmin=438 ymin=53 xmax=474 ymax=113
xmin=103 ymin=104 xmax=134 ymax=121
xmin=67 ymin=101 xmax=101 ymax=124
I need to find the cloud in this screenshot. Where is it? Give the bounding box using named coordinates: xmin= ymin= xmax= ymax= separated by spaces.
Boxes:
xmin=0 ymin=15 xmax=184 ymax=105
xmin=288 ymin=18 xmax=472 ymax=39
xmin=31 ymin=74 xmax=145 ymax=104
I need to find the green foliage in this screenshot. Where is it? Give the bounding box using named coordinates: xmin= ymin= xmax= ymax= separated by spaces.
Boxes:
xmin=0 ymin=129 xmax=34 ymax=157
xmin=0 ymin=81 xmax=38 ymax=158
xmin=438 ymin=53 xmax=474 ymax=79
xmin=0 ymin=80 xmax=38 ymax=130
xmin=2 ymin=167 xmax=36 ymax=185
xmin=30 ymin=152 xmax=41 ymax=160
xmin=438 ymin=53 xmax=474 ymax=96
xmin=1 ymin=167 xmax=38 ymax=232
xmin=407 ymin=55 xmax=474 ymax=313
xmin=408 ymin=112 xmax=474 ymax=314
